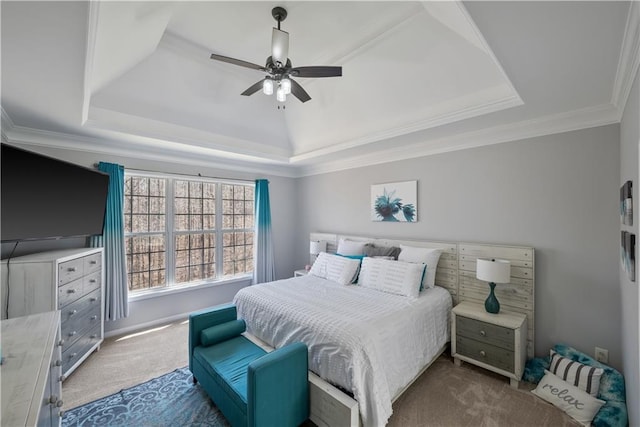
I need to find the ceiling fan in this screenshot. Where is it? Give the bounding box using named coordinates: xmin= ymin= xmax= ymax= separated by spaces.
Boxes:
xmin=209 ymin=6 xmax=342 ymax=103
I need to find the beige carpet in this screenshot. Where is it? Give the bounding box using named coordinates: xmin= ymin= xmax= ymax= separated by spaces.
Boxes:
xmin=63 ymin=320 xmax=577 ymax=426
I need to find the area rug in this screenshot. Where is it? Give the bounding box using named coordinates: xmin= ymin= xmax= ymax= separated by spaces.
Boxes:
xmin=63 ymin=367 xmax=230 ymax=427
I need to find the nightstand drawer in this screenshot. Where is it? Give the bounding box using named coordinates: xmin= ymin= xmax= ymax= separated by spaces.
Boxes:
xmin=456 ymin=316 xmax=515 ymax=351
xmin=456 ymin=335 xmax=515 ymax=373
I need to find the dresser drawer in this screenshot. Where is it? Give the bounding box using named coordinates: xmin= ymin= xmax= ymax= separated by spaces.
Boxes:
xmin=456 ymin=335 xmax=515 ymax=373
xmin=62 ymin=325 xmax=101 ymax=375
xmin=58 ymin=258 xmax=84 ymax=286
xmin=60 ymin=289 xmax=101 ymax=329
xmin=58 ymin=278 xmax=83 ymax=308
xmin=83 ymin=252 xmax=102 ymax=275
xmin=83 ymin=271 xmax=101 ymax=294
xmin=456 ymin=316 xmax=515 ymax=351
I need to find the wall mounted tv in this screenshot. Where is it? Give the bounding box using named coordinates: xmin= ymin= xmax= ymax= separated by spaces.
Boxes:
xmin=1 ymin=144 xmax=109 ymax=242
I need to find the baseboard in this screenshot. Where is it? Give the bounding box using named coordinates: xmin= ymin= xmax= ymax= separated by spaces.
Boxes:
xmin=104 ymin=312 xmax=192 ymax=338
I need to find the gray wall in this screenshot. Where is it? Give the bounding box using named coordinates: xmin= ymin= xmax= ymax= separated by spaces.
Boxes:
xmin=297 ymin=125 xmax=623 ymax=370
xmin=1 ymin=144 xmax=299 ymax=335
xmin=620 ymin=69 xmax=639 ymax=425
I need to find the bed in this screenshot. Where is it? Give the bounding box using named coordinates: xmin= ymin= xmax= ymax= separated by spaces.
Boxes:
xmin=233 ymin=245 xmax=453 ymax=427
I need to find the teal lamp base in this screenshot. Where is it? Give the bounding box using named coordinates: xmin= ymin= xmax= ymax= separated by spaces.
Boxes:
xmin=485 ymin=282 xmax=500 ymax=314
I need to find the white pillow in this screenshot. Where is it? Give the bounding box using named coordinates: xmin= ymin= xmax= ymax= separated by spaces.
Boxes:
xmin=337 ymin=238 xmax=367 ymax=256
xmin=357 ymin=257 xmax=424 ymax=298
xmin=549 ymin=350 xmax=604 ymax=397
xmin=309 ymin=252 xmax=361 ymax=285
xmin=532 ymin=370 xmax=605 ymax=426
xmin=398 ymin=245 xmax=442 ymax=288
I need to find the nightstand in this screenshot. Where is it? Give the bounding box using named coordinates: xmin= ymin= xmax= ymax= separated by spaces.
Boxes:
xmin=294 ymin=269 xmax=308 ymax=277
xmin=451 ymin=301 xmax=527 ymax=389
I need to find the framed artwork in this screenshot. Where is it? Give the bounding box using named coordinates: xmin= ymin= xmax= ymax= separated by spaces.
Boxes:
xmin=620 ymin=180 xmax=633 ymax=225
xmin=371 ymin=180 xmax=417 ymax=222
xmin=621 ymin=231 xmax=635 ymax=282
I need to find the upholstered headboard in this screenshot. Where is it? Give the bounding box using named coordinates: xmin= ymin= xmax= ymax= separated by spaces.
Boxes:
xmin=309 ymin=233 xmax=535 ymax=358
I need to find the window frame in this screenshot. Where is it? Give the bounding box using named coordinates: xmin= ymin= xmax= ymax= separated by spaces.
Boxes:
xmin=124 ymin=170 xmax=254 ymax=299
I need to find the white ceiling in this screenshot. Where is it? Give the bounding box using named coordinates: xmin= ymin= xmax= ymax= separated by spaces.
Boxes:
xmin=1 ymin=1 xmax=638 ymax=177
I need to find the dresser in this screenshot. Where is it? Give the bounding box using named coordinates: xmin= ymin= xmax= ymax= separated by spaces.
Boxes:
xmin=451 ymin=301 xmax=527 ymax=388
xmin=1 ymin=311 xmax=63 ymax=426
xmin=1 ymin=248 xmax=104 ymax=378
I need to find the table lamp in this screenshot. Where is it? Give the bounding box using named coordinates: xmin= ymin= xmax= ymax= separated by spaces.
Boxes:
xmin=476 ymin=258 xmax=511 ymax=314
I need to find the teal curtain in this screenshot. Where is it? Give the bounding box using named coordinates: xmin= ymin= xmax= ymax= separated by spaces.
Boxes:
xmin=254 ymin=179 xmax=275 ymax=284
xmin=90 ymin=162 xmax=128 ymax=321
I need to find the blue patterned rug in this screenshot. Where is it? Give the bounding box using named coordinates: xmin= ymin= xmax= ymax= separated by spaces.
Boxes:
xmin=63 ymin=367 xmax=230 ymax=427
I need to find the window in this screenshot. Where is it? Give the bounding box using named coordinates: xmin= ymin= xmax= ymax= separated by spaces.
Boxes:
xmin=124 ymin=173 xmax=254 ymax=294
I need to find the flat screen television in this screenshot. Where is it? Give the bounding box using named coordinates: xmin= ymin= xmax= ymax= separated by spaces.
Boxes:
xmin=1 ymin=144 xmax=109 ymax=242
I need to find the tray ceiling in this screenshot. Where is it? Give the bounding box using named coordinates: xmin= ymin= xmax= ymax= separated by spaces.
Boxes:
xmin=1 ymin=1 xmax=635 ymax=176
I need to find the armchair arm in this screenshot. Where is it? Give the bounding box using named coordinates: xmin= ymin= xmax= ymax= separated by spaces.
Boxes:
xmin=247 ymin=342 xmax=309 ymax=427
xmin=188 ymin=303 xmax=237 ymax=372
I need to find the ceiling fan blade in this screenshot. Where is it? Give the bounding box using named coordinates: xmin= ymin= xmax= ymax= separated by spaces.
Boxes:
xmin=290 ymin=79 xmax=311 ymax=103
xmin=271 ymin=28 xmax=289 ymax=67
xmin=290 ymin=66 xmax=342 ymax=78
xmin=241 ymin=80 xmax=264 ymax=96
xmin=210 ymin=53 xmax=265 ymax=71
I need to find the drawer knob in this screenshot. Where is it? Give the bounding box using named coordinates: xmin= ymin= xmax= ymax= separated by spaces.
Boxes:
xmin=90 ymin=297 xmax=97 ymax=302
xmin=68 ymin=331 xmax=77 ymax=337
xmin=90 ymin=315 xmax=98 ymax=321
xmin=90 ymin=334 xmax=98 ymax=339
xmin=89 ymin=279 xmax=97 ymax=283
xmin=67 ymin=289 xmax=76 ymax=294
xmin=69 ymin=352 xmax=78 ymax=359
xmin=479 ymin=330 xmax=486 ymax=337
xmin=90 ymin=260 xmax=97 ymax=265
xmin=67 ymin=267 xmax=77 ymax=272
xmin=479 ymin=350 xmax=486 ymax=357
xmin=69 ymin=310 xmax=77 ymax=316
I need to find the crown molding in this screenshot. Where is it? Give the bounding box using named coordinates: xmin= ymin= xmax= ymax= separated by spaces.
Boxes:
xmin=298 ymin=103 xmax=620 ymax=177
xmin=86 ymin=106 xmax=291 ymax=163
xmin=291 ymin=89 xmax=522 ymax=162
xmin=3 ymin=124 xmax=300 ymax=178
xmin=611 ymin=1 xmax=640 ymax=114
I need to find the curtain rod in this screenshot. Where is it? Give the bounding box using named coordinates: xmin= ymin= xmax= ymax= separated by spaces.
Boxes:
xmin=93 ymin=164 xmax=259 ymax=184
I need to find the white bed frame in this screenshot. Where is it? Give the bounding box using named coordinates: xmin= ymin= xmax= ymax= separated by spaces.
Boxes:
xmin=249 ymin=233 xmax=535 ymax=427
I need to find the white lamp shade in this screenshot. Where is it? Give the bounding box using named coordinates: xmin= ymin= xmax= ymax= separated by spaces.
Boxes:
xmin=309 ymin=240 xmax=327 ymax=255
xmin=476 ymin=258 xmax=511 ymax=283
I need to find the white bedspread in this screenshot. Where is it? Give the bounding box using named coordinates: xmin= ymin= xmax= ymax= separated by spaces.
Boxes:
xmin=233 ymin=275 xmax=452 ymax=427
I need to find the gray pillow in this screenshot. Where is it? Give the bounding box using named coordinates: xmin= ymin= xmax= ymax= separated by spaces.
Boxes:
xmin=363 ymin=243 xmax=401 ymax=260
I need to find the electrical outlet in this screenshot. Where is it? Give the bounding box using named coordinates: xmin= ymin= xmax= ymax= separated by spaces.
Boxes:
xmin=595 ymin=347 xmax=609 ymax=364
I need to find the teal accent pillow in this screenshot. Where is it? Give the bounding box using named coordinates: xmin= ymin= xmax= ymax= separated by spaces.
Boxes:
xmin=201 ymin=319 xmax=246 ymax=347
xmin=336 ymin=253 xmax=366 ymax=261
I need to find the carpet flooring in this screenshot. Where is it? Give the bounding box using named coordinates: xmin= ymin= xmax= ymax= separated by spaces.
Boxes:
xmin=62 ymin=319 xmax=578 ymax=426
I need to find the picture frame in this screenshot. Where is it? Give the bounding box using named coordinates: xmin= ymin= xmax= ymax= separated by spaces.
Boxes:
xmin=621 ymin=231 xmax=635 ymax=282
xmin=620 ymin=180 xmax=633 ymax=226
xmin=371 ymin=180 xmax=417 ymax=222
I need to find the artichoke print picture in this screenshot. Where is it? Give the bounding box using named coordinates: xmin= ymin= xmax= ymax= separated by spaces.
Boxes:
xmin=371 ymin=181 xmax=417 ymax=222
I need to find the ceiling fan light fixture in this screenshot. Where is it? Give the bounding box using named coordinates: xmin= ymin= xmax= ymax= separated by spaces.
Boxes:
xmin=263 ymin=77 xmax=274 ymax=95
xmin=276 ymin=85 xmax=286 ymax=102
xmin=281 ymin=78 xmax=291 ymax=95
